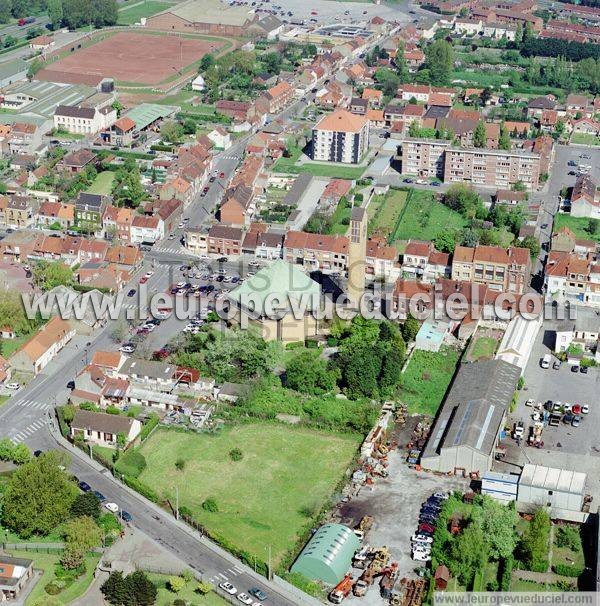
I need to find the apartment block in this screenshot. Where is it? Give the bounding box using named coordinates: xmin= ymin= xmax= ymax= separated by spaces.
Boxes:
xmin=452 ymin=245 xmax=532 ymax=293
xmin=312 ymin=109 xmax=369 ymax=164
xmin=444 ymin=147 xmax=540 ymax=190
xmin=284 ymin=230 xmax=349 ymax=272
xmin=401 ymin=138 xmax=451 ymax=179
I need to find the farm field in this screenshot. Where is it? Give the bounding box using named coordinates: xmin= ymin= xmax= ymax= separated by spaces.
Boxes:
xmin=390 ymin=189 xmax=467 ymax=244
xmin=399 ymin=347 xmax=461 ymax=415
xmin=138 ymin=425 xmax=360 ymax=566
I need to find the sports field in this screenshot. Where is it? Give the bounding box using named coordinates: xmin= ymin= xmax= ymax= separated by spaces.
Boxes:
xmin=138 ymin=425 xmax=360 ymax=566
xmin=39 ymin=31 xmax=224 ymax=86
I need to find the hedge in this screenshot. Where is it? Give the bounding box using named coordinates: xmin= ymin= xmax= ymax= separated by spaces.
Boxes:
xmin=500 ymin=556 xmax=514 ymax=591
xmin=122 ymin=475 xmax=159 ymax=503
xmin=552 ymin=563 xmax=584 ymax=578
xmin=140 ymin=414 xmax=160 ymax=441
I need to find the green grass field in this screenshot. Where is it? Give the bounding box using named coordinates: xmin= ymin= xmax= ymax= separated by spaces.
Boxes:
xmin=469 ymin=336 xmax=498 ymax=361
xmin=554 ymin=213 xmax=600 ymax=244
xmin=390 ymin=189 xmax=467 ymax=243
xmin=369 ymin=189 xmax=408 ymax=241
xmin=86 ymin=171 xmax=115 ymax=196
xmin=118 ymin=1 xmax=173 ymax=25
xmin=1 ymin=334 xmax=31 ymax=358
xmin=399 ymin=347 xmax=461 ymax=415
xmin=272 ymin=146 xmax=365 ymax=179
xmin=10 ymin=551 xmax=100 ymax=606
xmin=138 ymin=425 xmax=360 ymax=566
xmin=150 ymin=574 xmax=228 ymax=606
xmin=571 ymin=133 xmax=600 ymax=146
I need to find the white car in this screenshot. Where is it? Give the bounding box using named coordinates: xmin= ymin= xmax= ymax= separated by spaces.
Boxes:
xmin=411 ymin=534 xmax=433 ymax=544
xmin=237 ymin=594 xmax=253 ymax=605
xmin=178 ymin=222 xmax=185 ymax=229
xmin=5 ymin=382 xmax=20 ymax=390
xmin=105 ymin=502 xmax=119 ymax=513
xmin=563 ymin=402 xmax=572 ymax=412
xmin=433 ymin=492 xmax=449 ymax=500
xmin=413 ymin=551 xmax=431 ymax=562
xmin=219 ymin=582 xmax=237 ymax=595
xmin=145 ymin=271 xmax=154 ymax=278
xmin=168 ymin=234 xmax=176 ymax=240
xmin=120 ymin=345 xmax=135 ymax=354
xmin=525 ymin=398 xmax=535 ymax=407
xmin=582 ymin=404 xmax=589 ymax=414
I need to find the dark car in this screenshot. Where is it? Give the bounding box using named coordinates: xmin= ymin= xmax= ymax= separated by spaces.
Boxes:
xmin=121 ymin=511 xmax=133 ymax=523
xmin=568 ymin=170 xmax=576 ymax=175
xmin=34 ymin=450 xmax=43 ymax=457
xmin=580 ymin=365 xmax=588 ymax=374
xmin=563 ymin=413 xmax=574 ymax=424
xmin=421 ymin=504 xmax=440 ymax=514
xmin=215 ymin=275 xmax=225 ymax=282
xmin=127 ymin=289 xmax=136 ymax=297
xmin=420 ymin=515 xmax=438 ymax=526
xmin=67 ymin=380 xmax=75 ymax=389
xmin=571 ymin=365 xmax=580 ymax=373
xmin=79 ymin=481 xmax=92 ymax=492
xmin=431 ymin=181 xmax=441 ymax=187
xmin=218 ymin=256 xmax=228 ymax=263
xmin=403 ymin=178 xmax=413 ymax=183
xmin=209 ymin=176 xmax=216 ymax=182
xmin=249 ymin=588 xmax=267 ymax=601
xmin=206 ymin=285 xmax=215 ymax=293
xmin=93 ymin=491 xmax=106 ymax=502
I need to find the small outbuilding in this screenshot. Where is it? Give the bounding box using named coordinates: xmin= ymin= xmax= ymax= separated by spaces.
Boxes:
xmin=434 ymin=565 xmax=450 ymax=590
xmin=290 ymin=524 xmax=360 ymax=585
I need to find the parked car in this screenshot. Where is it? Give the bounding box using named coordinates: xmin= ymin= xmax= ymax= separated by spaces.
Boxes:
xmin=127 ymin=289 xmax=136 ymax=297
xmin=413 ymin=551 xmax=431 ymax=562
xmin=93 ymin=491 xmax=106 ymax=502
xmin=5 ymin=382 xmax=20 ymax=390
xmin=513 ymin=421 xmax=524 ymax=439
xmin=67 ymin=380 xmax=75 ymax=389
xmin=571 ymin=415 xmax=581 ymax=427
xmin=121 ymin=511 xmax=133 ymax=523
xmin=249 ymin=588 xmax=267 ymax=601
xmin=553 ymin=360 xmax=561 ymax=370
xmin=120 ymin=344 xmax=136 ymax=354
xmin=105 ymin=502 xmax=119 ymax=513
xmin=580 ymin=366 xmax=588 ymax=374
xmin=411 ymin=534 xmax=433 ymax=544
xmin=79 ymin=481 xmax=92 ymax=492
xmin=237 ymin=594 xmax=253 ymax=605
xmin=582 ymin=404 xmax=589 ymax=414
xmin=219 ymin=582 xmax=237 ymax=595
xmin=571 ymin=365 xmax=580 ymax=373
xmin=432 ymin=492 xmax=449 ymax=500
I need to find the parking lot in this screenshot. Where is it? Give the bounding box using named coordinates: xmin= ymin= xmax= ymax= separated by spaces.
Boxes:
xmin=333 ymin=418 xmax=468 ymax=606
xmin=499 ymin=322 xmax=600 ymax=499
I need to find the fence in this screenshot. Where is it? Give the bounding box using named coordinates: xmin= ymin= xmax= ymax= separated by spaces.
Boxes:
xmin=2 ymin=542 xmax=65 ymax=555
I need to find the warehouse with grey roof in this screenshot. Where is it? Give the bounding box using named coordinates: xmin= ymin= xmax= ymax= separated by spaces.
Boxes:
xmin=420 ymin=359 xmax=521 ymax=474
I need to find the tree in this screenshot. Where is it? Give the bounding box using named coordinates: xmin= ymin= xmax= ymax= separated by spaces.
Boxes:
xmin=521 ymin=235 xmax=541 ymax=259
xmin=160 ymin=121 xmax=184 ymax=144
xmin=11 ymin=443 xmax=31 ymax=464
xmin=27 ymin=58 xmax=44 ymax=80
xmin=101 ymin=572 xmax=130 ymax=606
xmin=262 ymin=51 xmax=282 ymax=74
xmin=443 ymin=184 xmax=485 ymax=218
xmin=402 ymin=315 xmax=420 ymax=342
xmin=47 ymin=0 xmax=63 ymax=27
xmin=70 ymin=492 xmax=101 ymax=520
xmin=498 ymin=123 xmax=511 ymax=151
xmin=519 ymin=508 xmax=550 ymax=571
xmin=480 ymin=87 xmax=492 ymax=106
xmin=60 ymin=543 xmax=87 ymax=570
xmin=379 ymin=345 xmax=403 ymax=396
xmin=127 ymin=570 xmax=157 ymax=606
xmin=449 ymin=524 xmax=488 ymax=587
xmin=408 ymin=120 xmax=421 ymax=138
xmin=473 ymin=120 xmax=487 ymax=148
xmin=0 ymin=438 xmax=15 ymax=461
xmin=434 ymin=230 xmax=456 ymax=253
xmin=587 ymin=218 xmax=599 ymax=235
xmin=423 ymin=39 xmax=454 ymax=85
xmin=285 ymin=350 xmax=337 ymax=395
xmin=374 ymin=67 xmax=400 ymax=97
xmin=200 ymin=53 xmax=215 ymax=72
xmin=32 ymin=260 xmax=74 ymax=290
xmin=112 ymin=100 xmax=123 ymax=117
xmin=2 ymin=452 xmax=77 ymax=538
xmin=196 ymin=581 xmax=213 ymax=595
xmin=168 ymin=576 xmax=186 ymax=593
xmin=0 ymin=0 xmax=11 ymax=23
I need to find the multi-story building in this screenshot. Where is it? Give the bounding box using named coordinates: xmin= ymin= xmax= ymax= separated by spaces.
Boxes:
xmin=451 ymin=245 xmax=531 ymax=293
xmin=444 ymin=147 xmax=540 ymax=190
xmin=401 ymin=138 xmax=451 ymax=179
xmin=6 ymin=196 xmax=36 ymax=229
xmin=545 ymin=251 xmax=600 ymax=309
xmin=75 ymin=193 xmax=107 ymax=234
xmin=207 ymin=225 xmax=244 ymax=257
xmin=284 ymin=230 xmax=349 ymax=272
xmin=184 ymin=227 xmax=209 ymax=257
xmin=130 ymin=215 xmax=164 ymax=245
xmin=312 ymin=109 xmax=369 ymax=164
xmin=53 ymin=105 xmax=116 ymax=135
xmin=570 ymin=175 xmax=599 ymax=219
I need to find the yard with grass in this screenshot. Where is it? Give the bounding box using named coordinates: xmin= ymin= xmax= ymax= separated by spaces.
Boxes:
xmin=11 ymin=551 xmax=100 ymax=606
xmin=390 ymin=189 xmax=467 ymax=244
xmin=468 ymin=335 xmax=500 ymax=362
xmin=150 ymin=574 xmax=228 ymax=606
xmin=368 ymin=189 xmax=408 ymax=241
xmin=399 ymin=347 xmax=461 ymax=415
xmin=554 ymin=213 xmax=600 ymax=244
xmin=137 ymin=424 xmax=360 ymax=567
xmin=272 ymin=146 xmax=365 ymax=179
xmin=118 ymin=0 xmax=172 ymax=24
xmin=1 ymin=334 xmax=31 ymax=358
xmin=86 ymin=171 xmax=115 ymax=196
xmin=571 ymin=133 xmax=600 ymax=146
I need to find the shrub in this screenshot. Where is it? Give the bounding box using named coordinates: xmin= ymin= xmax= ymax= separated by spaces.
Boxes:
xmin=202 ymin=498 xmax=218 ymax=513
xmin=552 ymin=563 xmax=584 ymax=578
xmin=555 ymin=525 xmax=582 ymax=551
xmin=326 ymin=337 xmax=338 ymax=347
xmin=122 ymin=476 xmax=159 ymax=503
xmin=114 ymin=449 xmax=146 ymax=478
xmin=175 ymin=458 xmax=185 ymax=471
xmin=106 ymin=406 xmax=121 ymax=415
xmin=500 ymin=556 xmax=514 ymax=591
xmin=229 ymin=448 xmax=243 ymax=462
xmin=45 ymin=583 xmax=61 ymax=595
xmin=196 ymin=581 xmax=213 ymax=595
xmin=168 ymin=576 xmax=186 ymax=593
xmin=140 ymin=413 xmax=160 ymax=441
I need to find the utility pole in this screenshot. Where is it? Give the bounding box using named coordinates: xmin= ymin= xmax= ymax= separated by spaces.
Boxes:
xmin=175 ymin=486 xmax=179 ymax=520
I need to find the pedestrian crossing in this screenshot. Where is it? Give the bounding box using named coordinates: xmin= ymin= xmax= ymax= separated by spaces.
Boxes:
xmin=207 ymin=564 xmax=246 ymax=585
xmin=11 ymin=417 xmax=49 ymax=444
xmin=155 ymin=244 xmax=188 ymax=255
xmin=15 ymin=399 xmax=51 ymax=411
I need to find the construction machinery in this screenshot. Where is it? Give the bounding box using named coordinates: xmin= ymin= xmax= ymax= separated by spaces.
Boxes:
xmin=329 ymin=575 xmax=354 ymax=604
xmin=527 ymin=421 xmax=544 ymax=447
xmin=390 ymin=578 xmax=426 ymax=606
xmin=379 ymin=563 xmax=399 ymax=599
xmin=352 ymin=544 xmax=372 ymax=568
xmin=352 ymin=552 xmax=393 ymax=597
xmin=354 ymin=515 xmax=374 ymax=540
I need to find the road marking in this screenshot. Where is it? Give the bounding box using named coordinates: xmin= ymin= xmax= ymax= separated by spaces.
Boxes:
xmin=233 ymin=565 xmax=244 ymax=573
xmin=218 ymin=573 xmax=228 ymax=580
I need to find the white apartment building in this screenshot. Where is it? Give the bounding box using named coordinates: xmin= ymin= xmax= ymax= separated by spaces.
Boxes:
xmin=312 ymin=109 xmax=369 ymax=164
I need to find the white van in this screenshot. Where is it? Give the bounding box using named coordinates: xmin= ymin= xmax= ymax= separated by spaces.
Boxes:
xmin=540 ymin=354 xmax=551 ymax=369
